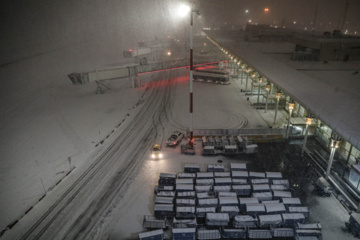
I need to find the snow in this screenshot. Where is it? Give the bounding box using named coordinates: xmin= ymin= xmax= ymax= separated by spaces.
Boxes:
xmin=207 ymin=30 xmax=360 ymax=150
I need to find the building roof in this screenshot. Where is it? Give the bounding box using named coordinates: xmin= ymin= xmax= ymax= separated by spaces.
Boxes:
xmin=206 ymin=31 xmax=360 ymax=150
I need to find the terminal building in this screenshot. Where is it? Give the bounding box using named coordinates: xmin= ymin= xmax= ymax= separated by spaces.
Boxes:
xmin=205 ymin=29 xmax=360 ymax=208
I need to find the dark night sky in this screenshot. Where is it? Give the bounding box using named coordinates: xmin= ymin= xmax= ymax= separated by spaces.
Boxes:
xmin=1 ymin=0 xmax=359 ymax=67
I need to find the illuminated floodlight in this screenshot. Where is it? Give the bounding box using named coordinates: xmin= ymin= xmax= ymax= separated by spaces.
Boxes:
xmin=264 ymin=8 xmax=269 ymax=12
xmin=176 ymin=4 xmax=190 ymax=17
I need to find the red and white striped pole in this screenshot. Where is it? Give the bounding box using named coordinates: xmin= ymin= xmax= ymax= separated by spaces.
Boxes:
xmin=189 ymin=3 xmax=194 ymax=147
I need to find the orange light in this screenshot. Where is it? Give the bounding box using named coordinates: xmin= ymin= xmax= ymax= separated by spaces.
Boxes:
xmin=306 ymin=117 xmax=313 ymax=125
xmin=288 ymin=103 xmax=295 ymax=110
xmin=264 ymin=8 xmax=269 ymax=12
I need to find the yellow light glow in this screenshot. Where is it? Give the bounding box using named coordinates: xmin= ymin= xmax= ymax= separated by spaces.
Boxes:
xmin=276 ymin=92 xmax=281 ymax=99
xmin=288 ymin=103 xmax=295 ymax=110
xmin=306 ymin=117 xmax=313 ymax=125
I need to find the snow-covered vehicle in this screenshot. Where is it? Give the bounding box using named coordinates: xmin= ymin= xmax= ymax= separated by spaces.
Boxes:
xmin=346 ymin=213 xmax=360 ymax=238
xmin=151 ymin=144 xmax=163 ymax=159
xmin=166 ymin=131 xmax=184 ymax=147
xmin=181 ymin=143 xmax=195 ymax=155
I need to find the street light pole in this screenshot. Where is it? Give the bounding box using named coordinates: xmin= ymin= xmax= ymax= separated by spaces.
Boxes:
xmin=189 ymin=3 xmax=194 ymax=147
xmin=326 ymin=135 xmax=341 ymax=179
xmin=302 ymin=116 xmax=313 ymax=155
xmin=286 ymin=102 xmax=295 ymax=138
xmin=273 ymin=91 xmax=281 ymax=124
xmin=265 ymin=84 xmax=271 ymax=113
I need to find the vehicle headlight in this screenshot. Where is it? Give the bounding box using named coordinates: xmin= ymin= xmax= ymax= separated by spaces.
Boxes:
xmin=159 ymin=153 xmax=163 ymax=158
xmin=151 ymin=154 xmax=155 ymax=158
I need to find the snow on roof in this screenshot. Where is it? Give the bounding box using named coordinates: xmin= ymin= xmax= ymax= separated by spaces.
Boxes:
xmin=264 ymin=203 xmax=286 ymax=213
xmin=288 ymin=206 xmax=309 ymax=213
xmin=178 ymin=172 xmax=196 ymax=178
xmin=259 ymin=214 xmax=283 ymax=224
xmin=154 ymin=204 xmax=174 ymax=211
xmin=218 ymin=191 xmax=237 ymax=197
xmin=252 ymin=184 xmax=270 ymax=191
xmin=206 ymin=213 xmax=230 ymax=221
xmin=176 ymin=206 xmax=195 ymax=213
xmin=213 ymin=185 xmax=232 ymax=192
xmin=246 ymin=203 xmax=265 ymax=212
xmin=271 ymin=184 xmax=288 ymax=190
xmin=272 ymin=179 xmax=290 ymax=186
xmin=196 ymin=172 xmax=214 ymax=178
xmin=249 ymin=171 xmax=266 ymax=178
xmin=195 ymin=185 xmax=212 ymax=192
xmin=176 ymin=178 xmax=194 ymax=185
xmin=251 ymin=178 xmax=269 ymax=184
xmin=252 ymin=192 xmax=273 ymax=200
xmin=176 ymin=198 xmax=195 ymax=205
xmin=282 ymin=213 xmax=306 ymax=220
xmin=232 ymin=184 xmax=251 ymax=190
xmin=207 ymin=164 xmax=224 ymax=170
xmin=239 ymin=197 xmax=259 ymax=204
xmin=196 ymin=207 xmax=216 ymax=213
xmin=159 ymin=173 xmax=176 ymax=179
xmin=221 ymin=206 xmax=240 ymax=212
xmin=172 ymin=228 xmax=196 ymax=233
xmin=282 ymin=197 xmax=301 ymax=205
xmin=196 ymin=178 xmax=214 ymax=185
xmin=184 ymin=163 xmax=200 ymax=169
xmin=232 ymin=179 xmax=248 ymax=184
xmin=176 ymin=184 xmax=194 ymax=191
xmin=177 ymin=191 xmax=196 ymax=198
xmin=234 ymin=215 xmax=257 ymax=222
xmin=215 ymin=178 xmax=232 ymax=184
xmin=230 ymin=163 xmax=247 ymax=170
xmin=207 ymin=31 xmax=360 ymax=150
xmin=198 ymin=198 xmax=218 ymax=205
xmin=273 ymin=191 xmax=292 ymax=198
xmin=266 ymin=172 xmax=282 ymax=179
xmin=232 ymin=171 xmax=249 ymax=178
xmin=155 ymin=197 xmax=174 ymax=204
xmin=219 ymin=197 xmax=239 ymax=205
xmin=139 ymin=229 xmax=163 ymax=238
xmin=214 ymin=172 xmax=231 ymax=178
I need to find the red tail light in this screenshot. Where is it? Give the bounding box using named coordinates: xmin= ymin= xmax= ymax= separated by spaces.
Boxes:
xmin=174 ymin=142 xmax=176 ymax=145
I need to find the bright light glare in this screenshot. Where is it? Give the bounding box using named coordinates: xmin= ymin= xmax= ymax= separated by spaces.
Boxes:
xmin=176 ymin=4 xmax=190 ymax=17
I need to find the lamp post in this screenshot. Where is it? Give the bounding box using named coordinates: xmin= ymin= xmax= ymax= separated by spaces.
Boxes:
xmin=265 ymin=84 xmax=271 ymax=113
xmin=241 ymin=64 xmax=246 ymax=85
xmin=257 ymin=77 xmax=263 ymax=103
xmin=286 ymin=102 xmax=295 ymax=138
xmin=301 ymin=116 xmax=313 ymax=155
xmin=245 ymin=67 xmax=250 ymax=91
xmin=250 ymin=72 xmax=256 ymax=96
xmin=273 ymin=91 xmax=281 ymax=124
xmin=326 ymin=135 xmax=341 ymax=179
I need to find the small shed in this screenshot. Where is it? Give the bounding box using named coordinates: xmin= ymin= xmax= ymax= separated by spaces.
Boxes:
xmin=252 ymin=184 xmax=270 ymax=192
xmin=272 ymin=179 xmax=290 ymax=187
xmin=251 ymin=178 xmax=269 ymax=185
xmin=247 ymin=229 xmax=272 ymax=239
xmin=155 ymin=197 xmax=174 ymax=205
xmin=197 ymin=172 xmax=214 ymax=179
xmin=220 ymin=206 xmax=240 ymax=218
xmin=176 ymin=206 xmax=196 ymax=219
xmin=218 ymin=191 xmax=237 ymax=197
xmin=282 ymin=197 xmax=301 ymax=207
xmin=282 ymin=213 xmax=306 ymax=227
xmin=207 ymin=164 xmax=225 ymax=172
xmin=176 ymin=178 xmax=194 ymax=185
xmin=206 ymin=213 xmax=230 ymax=226
xmin=264 ymin=203 xmax=286 ymax=214
xmin=246 ymin=203 xmax=265 ymax=216
xmin=154 ymin=204 xmax=174 ymax=219
xmin=197 ymin=192 xmax=214 ymax=199
xmin=231 ymin=171 xmax=249 ymax=179
xmin=222 ymin=228 xmax=247 ymax=239
xmin=230 ymin=163 xmax=247 ymax=171
xmin=232 ymin=185 xmax=251 ymax=197
xmin=258 ymin=214 xmax=283 ymax=227
xmin=273 ymin=190 xmax=292 ymax=200
xmin=219 ymin=197 xmax=239 ymax=206
xmin=177 ymin=191 xmax=196 ymax=198
xmin=176 ymin=184 xmax=194 ymax=192
xmin=214 ymin=172 xmax=231 ymax=178
xmin=233 ymin=215 xmax=258 ymax=228
xmin=232 ymin=178 xmax=248 ymax=185
xmin=288 ymin=206 xmax=310 ymax=218
xmin=215 ymin=177 xmax=232 ymax=186
xmin=252 ymin=192 xmax=273 ymax=201
xmin=197 ymin=229 xmax=221 ymax=240
xmin=176 ymin=198 xmax=195 ymax=206
xmin=196 ymin=178 xmax=214 ymax=186
xmin=196 ymin=207 xmax=216 ymax=218
xmin=198 ymin=198 xmax=219 ymax=208
xmin=184 ymin=164 xmax=200 ymax=173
